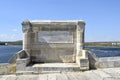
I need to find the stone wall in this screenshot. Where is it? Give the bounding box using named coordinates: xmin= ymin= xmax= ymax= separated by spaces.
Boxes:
xmin=96 ymin=57 xmax=120 ymax=68
xmin=88 ymin=52 xmax=120 ymax=69
xmin=22 ymin=20 xmax=85 ymax=63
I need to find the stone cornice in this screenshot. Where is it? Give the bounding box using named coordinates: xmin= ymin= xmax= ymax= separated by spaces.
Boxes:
xmin=22 ymin=20 xmax=32 ymax=33
xmin=22 ymin=20 xmax=85 ymax=26
xmin=22 ymin=20 xmax=31 ymax=26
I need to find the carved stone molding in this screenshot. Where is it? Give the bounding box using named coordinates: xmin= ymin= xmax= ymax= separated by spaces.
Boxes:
xmin=22 ymin=20 xmax=32 ymax=33
xmin=77 ymin=21 xmax=85 ymax=32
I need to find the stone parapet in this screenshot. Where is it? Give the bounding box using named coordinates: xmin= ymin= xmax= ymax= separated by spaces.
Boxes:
xmin=88 ymin=52 xmax=120 ymax=69
xmin=96 ymin=57 xmax=120 ymax=68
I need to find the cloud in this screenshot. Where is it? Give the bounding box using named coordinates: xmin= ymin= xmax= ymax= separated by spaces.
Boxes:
xmin=0 ymin=34 xmax=22 ymax=41
xmin=0 ymin=34 xmax=8 ymax=39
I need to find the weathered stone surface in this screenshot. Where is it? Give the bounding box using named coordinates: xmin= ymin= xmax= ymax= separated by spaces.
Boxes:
xmin=21 ymin=20 xmax=85 ymax=63
xmin=14 ymin=20 xmax=89 ymax=73
xmin=31 ymin=49 xmax=75 ymax=63
xmin=88 ymin=52 xmax=120 ymax=69
xmin=76 ymin=50 xmax=89 ymax=70
xmin=0 ymin=68 xmax=120 ymax=80
xmin=0 ymin=63 xmax=16 ymax=75
xmin=38 ymin=31 xmax=73 ymax=43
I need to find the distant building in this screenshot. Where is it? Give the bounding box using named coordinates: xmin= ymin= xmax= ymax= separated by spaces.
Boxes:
xmin=5 ymin=43 xmax=8 ymax=45
xmin=117 ymin=43 xmax=120 ymax=45
xmin=112 ymin=42 xmax=120 ymax=46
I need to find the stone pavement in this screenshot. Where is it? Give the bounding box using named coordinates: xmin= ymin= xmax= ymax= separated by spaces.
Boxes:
xmin=0 ymin=68 xmax=120 ymax=80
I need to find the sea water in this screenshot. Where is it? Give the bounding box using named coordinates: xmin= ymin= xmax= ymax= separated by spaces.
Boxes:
xmin=0 ymin=45 xmax=120 ymax=63
xmin=0 ymin=45 xmax=22 ymax=63
xmin=86 ymin=46 xmax=120 ymax=57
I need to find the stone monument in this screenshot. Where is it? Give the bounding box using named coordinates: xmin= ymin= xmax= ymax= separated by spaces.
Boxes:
xmin=16 ymin=20 xmax=89 ymax=74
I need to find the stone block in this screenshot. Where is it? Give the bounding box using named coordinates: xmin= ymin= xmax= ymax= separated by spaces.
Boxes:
xmin=16 ymin=58 xmax=30 ymax=71
xmin=76 ymin=57 xmax=89 ymax=70
xmin=31 ymin=49 xmax=75 ymax=63
xmin=93 ymin=57 xmax=120 ymax=68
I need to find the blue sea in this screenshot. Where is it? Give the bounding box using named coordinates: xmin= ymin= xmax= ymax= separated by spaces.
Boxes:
xmin=0 ymin=45 xmax=22 ymax=63
xmin=86 ymin=46 xmax=120 ymax=57
xmin=0 ymin=45 xmax=120 ymax=63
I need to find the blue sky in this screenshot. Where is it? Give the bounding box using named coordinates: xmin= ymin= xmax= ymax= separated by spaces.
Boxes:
xmin=0 ymin=0 xmax=120 ymax=42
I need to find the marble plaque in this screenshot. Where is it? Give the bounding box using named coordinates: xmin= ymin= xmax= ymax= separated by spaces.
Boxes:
xmin=38 ymin=31 xmax=73 ymax=43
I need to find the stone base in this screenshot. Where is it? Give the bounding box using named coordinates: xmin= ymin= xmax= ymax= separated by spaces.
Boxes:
xmin=16 ymin=63 xmax=80 ymax=74
xmin=16 ymin=50 xmax=90 ymax=74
